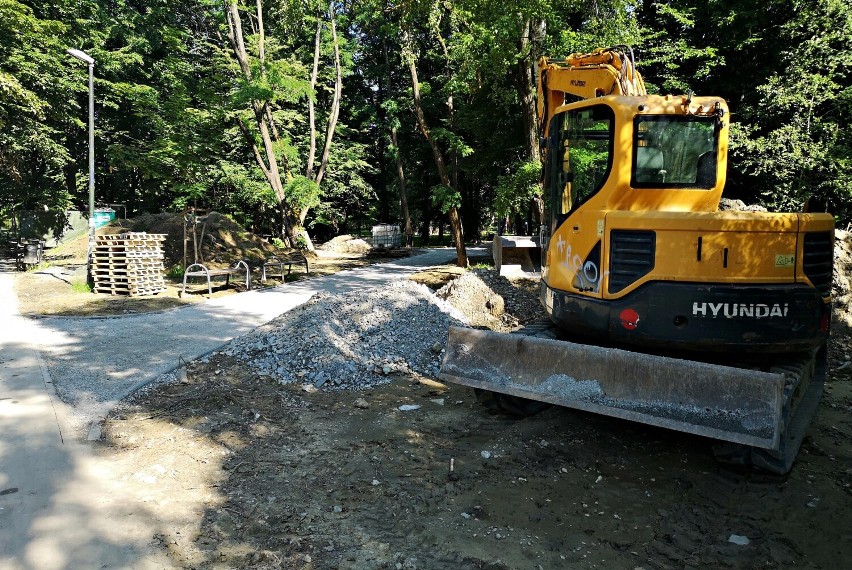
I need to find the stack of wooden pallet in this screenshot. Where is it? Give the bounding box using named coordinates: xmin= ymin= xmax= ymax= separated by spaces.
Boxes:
xmin=92 ymin=232 xmax=167 ymax=296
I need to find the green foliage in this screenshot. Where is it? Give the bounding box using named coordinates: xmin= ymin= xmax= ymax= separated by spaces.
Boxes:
xmin=284 ymin=175 xmax=322 ymax=214
xmin=0 ymin=0 xmax=74 ymax=217
xmin=166 ymin=264 xmax=185 ymax=279
xmin=431 ymin=185 xmax=462 ymax=214
xmin=636 ymin=0 xmax=852 ymax=222
xmin=71 ymin=280 xmax=92 ymax=294
xmin=494 ymin=160 xmax=541 ymax=219
xmin=2 ymin=0 xmax=849 ymax=240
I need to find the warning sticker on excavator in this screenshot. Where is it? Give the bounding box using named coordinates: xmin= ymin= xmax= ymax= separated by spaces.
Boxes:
xmin=775 ymin=254 xmax=795 ymax=267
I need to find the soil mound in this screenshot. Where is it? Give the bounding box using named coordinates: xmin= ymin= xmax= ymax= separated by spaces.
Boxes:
xmin=833 ymin=229 xmax=852 ymax=328
xmin=436 ymin=271 xmax=506 ymax=330
xmin=436 ymin=269 xmax=545 ymax=331
xmin=128 ymin=212 xmax=280 ymax=269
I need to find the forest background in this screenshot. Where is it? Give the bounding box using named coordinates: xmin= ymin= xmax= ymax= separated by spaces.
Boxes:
xmin=1 ymin=0 xmax=850 ymax=254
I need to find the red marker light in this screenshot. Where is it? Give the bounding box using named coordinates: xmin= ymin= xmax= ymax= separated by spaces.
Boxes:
xmin=620 ymin=308 xmax=640 ymax=331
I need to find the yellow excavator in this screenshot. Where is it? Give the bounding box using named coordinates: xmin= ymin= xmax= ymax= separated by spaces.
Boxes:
xmin=440 ymin=46 xmax=834 ymax=474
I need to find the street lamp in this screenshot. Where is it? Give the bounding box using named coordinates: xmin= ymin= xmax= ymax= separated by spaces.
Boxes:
xmin=67 ymin=48 xmax=95 ymax=286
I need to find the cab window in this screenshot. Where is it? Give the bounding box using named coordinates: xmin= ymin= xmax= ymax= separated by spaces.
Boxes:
xmin=632 ymin=116 xmax=717 ymax=188
xmin=552 ymin=106 xmax=614 ymax=221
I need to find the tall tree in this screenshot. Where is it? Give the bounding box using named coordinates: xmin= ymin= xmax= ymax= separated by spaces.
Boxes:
xmin=402 ymin=27 xmax=467 ymax=266
xmin=0 ymin=1 xmax=75 ymax=224
xmin=224 ymin=0 xmax=302 ymax=245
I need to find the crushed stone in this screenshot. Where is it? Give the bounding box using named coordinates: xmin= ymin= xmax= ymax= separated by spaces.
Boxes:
xmin=194 ymin=270 xmax=546 ymax=394
xmin=218 ymin=280 xmax=466 ymax=391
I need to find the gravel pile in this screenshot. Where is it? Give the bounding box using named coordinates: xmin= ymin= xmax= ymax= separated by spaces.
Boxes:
xmin=219 ymin=280 xmax=465 ymax=390
xmin=318 ymin=234 xmax=372 ymax=253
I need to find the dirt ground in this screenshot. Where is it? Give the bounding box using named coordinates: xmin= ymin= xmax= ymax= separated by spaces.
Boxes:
xmin=97 ymin=272 xmax=852 ymax=569
xmin=9 ymin=218 xmax=850 ymax=568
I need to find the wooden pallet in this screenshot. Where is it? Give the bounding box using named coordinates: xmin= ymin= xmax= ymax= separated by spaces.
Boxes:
xmin=91 ymin=232 xmax=168 ymax=297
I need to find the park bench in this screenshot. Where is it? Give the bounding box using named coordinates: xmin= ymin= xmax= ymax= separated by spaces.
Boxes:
xmin=181 ymin=260 xmax=251 ymax=296
xmin=261 ymin=251 xmax=309 ymax=283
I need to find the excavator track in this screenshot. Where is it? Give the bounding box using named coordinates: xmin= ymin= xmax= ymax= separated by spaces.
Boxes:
xmin=472 ymin=320 xmax=559 ymax=416
xmin=456 ymin=320 xmax=825 ymax=474
xmin=712 ymin=347 xmax=825 ymax=474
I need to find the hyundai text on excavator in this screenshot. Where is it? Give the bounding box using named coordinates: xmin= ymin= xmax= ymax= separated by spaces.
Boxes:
xmin=439 ymin=46 xmax=834 ymax=474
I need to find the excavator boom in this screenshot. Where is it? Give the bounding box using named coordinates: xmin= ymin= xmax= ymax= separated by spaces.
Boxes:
xmin=537 ymin=46 xmax=646 ymax=138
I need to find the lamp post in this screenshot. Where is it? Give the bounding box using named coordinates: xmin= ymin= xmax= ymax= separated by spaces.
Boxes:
xmin=67 ymin=48 xmax=95 ymax=286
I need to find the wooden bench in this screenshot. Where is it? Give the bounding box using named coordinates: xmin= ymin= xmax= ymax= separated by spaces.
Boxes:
xmin=181 ymin=260 xmax=252 ymax=296
xmin=261 ymin=252 xmax=309 ymax=283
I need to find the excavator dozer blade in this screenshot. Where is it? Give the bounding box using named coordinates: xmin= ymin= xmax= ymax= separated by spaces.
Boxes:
xmin=440 ymin=326 xmax=785 ymax=450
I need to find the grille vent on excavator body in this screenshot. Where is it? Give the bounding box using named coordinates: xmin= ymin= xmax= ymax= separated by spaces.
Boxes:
xmin=608 ymin=230 xmax=656 ymax=294
xmin=802 ymin=232 xmax=833 ymax=298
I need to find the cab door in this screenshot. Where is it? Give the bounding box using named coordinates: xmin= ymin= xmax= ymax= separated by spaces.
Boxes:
xmin=544 ymin=103 xmax=615 ymax=296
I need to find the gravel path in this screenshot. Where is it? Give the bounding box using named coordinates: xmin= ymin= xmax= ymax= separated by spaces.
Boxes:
xmin=35 ymin=247 xmax=484 ymax=435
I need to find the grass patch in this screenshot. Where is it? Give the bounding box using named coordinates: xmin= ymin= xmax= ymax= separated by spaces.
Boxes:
xmin=71 ymin=281 xmax=92 ymax=294
xmin=167 ymin=264 xmax=185 ymax=279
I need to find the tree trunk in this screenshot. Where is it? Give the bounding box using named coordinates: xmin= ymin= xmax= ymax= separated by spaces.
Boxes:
xmin=391 ymin=126 xmax=413 ymax=247
xmin=225 ymin=0 xmax=296 ymax=243
xmin=313 ymin=5 xmax=341 ymax=189
xmin=300 ymin=2 xmax=343 ymax=252
xmin=517 ymin=18 xmax=539 ymax=164
xmin=404 ymin=38 xmax=467 ymax=267
xmin=305 ymin=13 xmax=322 ymax=179
xmin=518 ymin=18 xmax=545 ymax=226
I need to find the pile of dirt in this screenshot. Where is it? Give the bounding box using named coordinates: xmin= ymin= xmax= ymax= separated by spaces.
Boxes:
xmin=318 ymin=234 xmax=372 ymax=254
xmin=833 ymin=230 xmax=852 ymax=329
xmin=437 ymin=271 xmax=505 ymax=328
xmin=436 ymin=269 xmax=545 ymax=331
xmin=127 ymin=212 xmax=281 ymax=269
xmin=718 ymin=198 xmax=768 ymax=212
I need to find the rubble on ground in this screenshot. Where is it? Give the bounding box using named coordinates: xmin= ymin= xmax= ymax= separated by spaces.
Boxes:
xmin=436 ymin=271 xmax=506 ymax=329
xmin=437 ymin=268 xmax=545 ymax=331
xmin=833 ymin=229 xmax=852 ymax=329
xmin=211 ymin=269 xmax=546 ymax=391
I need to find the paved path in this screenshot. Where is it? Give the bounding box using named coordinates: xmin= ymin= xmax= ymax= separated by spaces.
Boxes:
xmin=0 ymin=247 xmax=476 ymax=569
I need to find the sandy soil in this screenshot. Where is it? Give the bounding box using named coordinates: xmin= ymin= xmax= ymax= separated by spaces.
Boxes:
xmin=97 ymin=273 xmax=852 ymax=569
